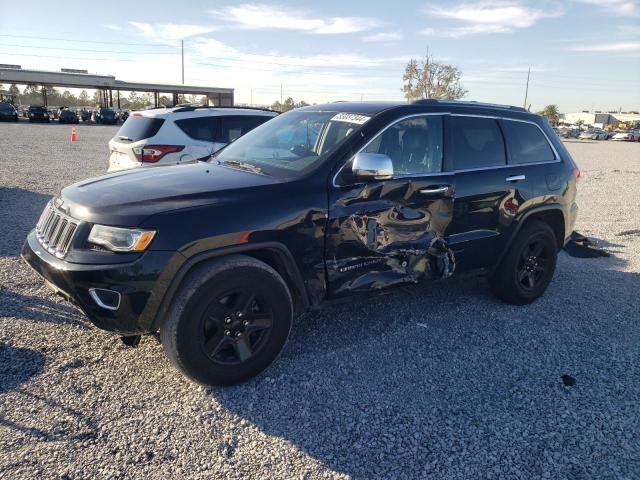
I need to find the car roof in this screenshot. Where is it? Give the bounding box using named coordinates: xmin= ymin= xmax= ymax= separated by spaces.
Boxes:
xmin=298 ymin=99 xmax=531 ymax=117
xmin=134 ymin=106 xmax=278 ymax=119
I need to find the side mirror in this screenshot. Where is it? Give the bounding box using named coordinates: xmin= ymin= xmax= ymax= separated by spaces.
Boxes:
xmin=351 ymin=152 xmax=394 ymax=181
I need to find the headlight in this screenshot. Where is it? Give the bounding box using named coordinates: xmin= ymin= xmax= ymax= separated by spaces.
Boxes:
xmin=88 ymin=225 xmax=156 ymax=252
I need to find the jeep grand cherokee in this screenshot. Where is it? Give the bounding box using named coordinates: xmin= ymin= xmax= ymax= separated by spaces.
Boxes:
xmin=22 ymin=100 xmax=579 ymax=386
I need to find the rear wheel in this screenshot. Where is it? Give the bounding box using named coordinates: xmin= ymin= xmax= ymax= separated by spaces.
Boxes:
xmin=160 ymin=255 xmax=293 ymax=386
xmin=490 ymin=220 xmax=558 ymax=305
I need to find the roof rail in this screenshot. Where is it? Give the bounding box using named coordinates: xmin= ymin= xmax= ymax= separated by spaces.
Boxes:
xmin=412 ymin=99 xmax=528 ymax=112
xmin=172 ymin=105 xmax=278 ymax=113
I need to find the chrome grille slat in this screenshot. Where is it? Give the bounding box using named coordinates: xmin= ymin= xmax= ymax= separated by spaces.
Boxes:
xmin=35 ymin=202 xmax=79 ymax=258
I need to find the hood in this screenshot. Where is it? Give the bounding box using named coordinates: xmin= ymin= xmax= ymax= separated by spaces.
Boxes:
xmin=59 ymin=162 xmax=282 ymax=226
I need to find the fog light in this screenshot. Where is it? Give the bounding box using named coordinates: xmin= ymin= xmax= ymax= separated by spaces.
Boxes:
xmin=89 ymin=288 xmax=121 ymax=311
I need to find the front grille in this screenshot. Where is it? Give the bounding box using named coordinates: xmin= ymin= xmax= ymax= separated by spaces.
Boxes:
xmin=35 ymin=202 xmax=79 ymax=258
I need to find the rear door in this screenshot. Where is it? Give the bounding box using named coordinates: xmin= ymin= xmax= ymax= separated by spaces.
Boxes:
xmin=445 ymin=115 xmax=530 ymax=271
xmin=326 ymin=113 xmax=456 ymax=297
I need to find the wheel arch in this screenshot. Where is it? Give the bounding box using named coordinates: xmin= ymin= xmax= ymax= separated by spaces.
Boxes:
xmin=496 ymin=205 xmax=566 ymax=267
xmin=150 ymin=242 xmax=309 ymax=331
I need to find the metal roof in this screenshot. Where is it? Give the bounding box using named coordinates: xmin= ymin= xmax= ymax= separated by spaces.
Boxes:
xmin=0 ymin=67 xmax=233 ymax=95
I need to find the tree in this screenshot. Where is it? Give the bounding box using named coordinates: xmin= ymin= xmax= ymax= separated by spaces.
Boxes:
xmin=8 ymin=84 xmax=20 ymax=103
xmin=402 ymin=50 xmax=467 ymax=101
xmin=538 ymin=105 xmax=560 ymax=126
xmin=78 ymin=90 xmax=90 ymax=106
xmin=270 ymin=97 xmax=309 ymax=112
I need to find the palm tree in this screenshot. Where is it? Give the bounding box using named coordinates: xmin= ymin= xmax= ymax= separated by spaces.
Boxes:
xmin=538 ymin=105 xmax=560 ymax=126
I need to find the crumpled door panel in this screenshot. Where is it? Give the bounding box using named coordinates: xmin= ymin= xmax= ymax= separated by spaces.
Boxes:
xmin=327 ymin=177 xmax=455 ymax=296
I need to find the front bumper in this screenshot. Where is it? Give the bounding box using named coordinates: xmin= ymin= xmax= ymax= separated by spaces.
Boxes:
xmin=21 ymin=230 xmax=177 ymax=335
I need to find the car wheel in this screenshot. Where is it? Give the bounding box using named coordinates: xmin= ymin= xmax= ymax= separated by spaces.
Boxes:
xmin=160 ymin=255 xmax=293 ymax=386
xmin=489 ymin=219 xmax=558 ymax=305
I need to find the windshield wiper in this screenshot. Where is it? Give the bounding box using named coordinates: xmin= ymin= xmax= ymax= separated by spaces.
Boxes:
xmin=219 ymin=159 xmax=265 ymax=175
xmin=118 ymin=135 xmax=132 ymax=141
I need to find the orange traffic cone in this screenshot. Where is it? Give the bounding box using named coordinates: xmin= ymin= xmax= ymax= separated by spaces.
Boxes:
xmin=71 ymin=128 xmax=77 ymax=142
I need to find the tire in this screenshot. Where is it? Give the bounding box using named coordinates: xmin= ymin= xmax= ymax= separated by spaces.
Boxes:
xmin=490 ymin=219 xmax=558 ymax=305
xmin=160 ymin=255 xmax=293 ymax=386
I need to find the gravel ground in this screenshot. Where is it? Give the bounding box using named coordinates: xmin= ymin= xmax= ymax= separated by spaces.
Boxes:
xmin=1 ymin=122 xmax=639 ymax=479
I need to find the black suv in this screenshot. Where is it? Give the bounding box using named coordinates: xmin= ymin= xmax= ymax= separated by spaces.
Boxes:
xmin=22 ymin=100 xmax=579 ymax=386
xmin=0 ymin=102 xmax=19 ymax=121
xmin=27 ymin=105 xmax=50 ymax=122
xmin=94 ymin=107 xmax=118 ymax=124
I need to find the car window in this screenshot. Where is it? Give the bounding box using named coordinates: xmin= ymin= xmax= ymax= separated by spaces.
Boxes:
xmin=363 ymin=115 xmax=443 ymax=175
xmin=502 ymin=120 xmax=555 ymax=164
xmin=175 ymin=116 xmax=220 ymax=142
xmin=217 ymin=115 xmax=272 ymax=143
xmin=452 ymin=116 xmax=506 ymax=170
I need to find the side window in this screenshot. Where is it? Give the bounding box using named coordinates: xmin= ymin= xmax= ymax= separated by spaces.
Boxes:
xmin=452 ymin=116 xmax=506 ymax=170
xmin=363 ymin=115 xmax=443 ymax=175
xmin=218 ymin=116 xmax=271 ymax=143
xmin=502 ymin=120 xmax=555 ymax=164
xmin=175 ymin=117 xmax=220 ymax=142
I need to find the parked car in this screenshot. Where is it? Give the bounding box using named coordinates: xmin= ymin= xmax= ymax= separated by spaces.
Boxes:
xmin=579 ymin=129 xmax=607 ymax=140
xmin=611 ymin=131 xmax=637 ymax=142
xmin=22 ymin=100 xmax=580 ymax=386
xmin=27 ymin=105 xmax=50 ymax=122
xmin=107 ymin=106 xmax=277 ymax=172
xmin=79 ymin=109 xmax=92 ymax=122
xmin=118 ymin=109 xmax=130 ymax=123
xmin=58 ymin=108 xmax=80 ymax=124
xmin=0 ymin=102 xmax=19 ymax=121
xmin=94 ymin=107 xmax=118 ymax=125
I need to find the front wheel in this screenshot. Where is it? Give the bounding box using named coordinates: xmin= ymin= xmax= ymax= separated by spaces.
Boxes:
xmin=490 ymin=220 xmax=558 ymax=305
xmin=160 ymin=255 xmax=293 ymax=386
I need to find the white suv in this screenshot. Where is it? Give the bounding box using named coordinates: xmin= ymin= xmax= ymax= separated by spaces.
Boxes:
xmin=107 ymin=106 xmax=278 ymax=172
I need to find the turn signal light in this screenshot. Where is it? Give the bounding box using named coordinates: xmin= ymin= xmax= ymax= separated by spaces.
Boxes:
xmin=133 ymin=145 xmax=184 ymax=163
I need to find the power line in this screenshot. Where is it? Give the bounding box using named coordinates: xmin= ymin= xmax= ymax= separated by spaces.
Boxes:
xmin=0 ymin=42 xmax=176 ymax=55
xmin=0 ymin=33 xmax=176 ymax=47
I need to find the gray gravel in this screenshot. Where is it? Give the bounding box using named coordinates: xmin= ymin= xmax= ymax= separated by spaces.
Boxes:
xmin=1 ymin=122 xmax=639 ymax=479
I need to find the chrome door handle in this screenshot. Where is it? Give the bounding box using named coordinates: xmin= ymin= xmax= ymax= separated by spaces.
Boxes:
xmin=419 ymin=186 xmax=450 ymax=195
xmin=506 ymin=175 xmax=526 ymax=182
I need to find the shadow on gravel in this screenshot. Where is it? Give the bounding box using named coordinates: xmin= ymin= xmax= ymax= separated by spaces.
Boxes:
xmin=0 ymin=289 xmax=89 ymax=329
xmin=212 ymin=252 xmax=640 ymax=478
xmin=0 ymin=187 xmax=51 ymax=256
xmin=0 ymin=343 xmax=45 ymax=393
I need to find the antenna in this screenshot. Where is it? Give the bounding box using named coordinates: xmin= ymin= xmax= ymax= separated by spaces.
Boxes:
xmin=523 ymin=67 xmax=530 ymax=109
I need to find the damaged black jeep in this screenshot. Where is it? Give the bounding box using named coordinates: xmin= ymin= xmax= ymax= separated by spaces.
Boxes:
xmin=22 ymin=100 xmax=579 ymax=385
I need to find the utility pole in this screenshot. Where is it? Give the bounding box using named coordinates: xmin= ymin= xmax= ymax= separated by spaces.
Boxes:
xmin=181 ymin=40 xmax=185 ymax=85
xmin=523 ymin=67 xmax=530 ymax=110
xmin=280 ymin=83 xmax=283 ymax=107
xmin=250 ymin=88 xmax=253 ymax=106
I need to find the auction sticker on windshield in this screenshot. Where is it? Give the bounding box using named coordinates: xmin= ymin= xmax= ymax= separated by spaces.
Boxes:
xmin=331 ymin=113 xmax=371 ymax=125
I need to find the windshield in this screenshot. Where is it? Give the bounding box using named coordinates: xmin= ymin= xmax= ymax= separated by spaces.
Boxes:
xmin=212 ymin=110 xmax=370 ymax=178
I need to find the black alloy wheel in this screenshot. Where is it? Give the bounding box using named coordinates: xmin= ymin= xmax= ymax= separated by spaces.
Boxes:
xmin=516 ymin=238 xmax=551 ymax=291
xmin=201 ymin=289 xmax=274 ymax=365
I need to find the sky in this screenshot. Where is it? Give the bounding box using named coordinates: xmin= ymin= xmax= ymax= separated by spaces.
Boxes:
xmin=0 ymin=0 xmax=638 ymax=112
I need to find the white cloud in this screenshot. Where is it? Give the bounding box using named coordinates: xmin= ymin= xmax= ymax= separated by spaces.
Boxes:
xmin=210 ymin=3 xmax=382 ymax=34
xmin=575 ymin=0 xmax=639 ymax=16
xmin=568 ymin=41 xmax=640 ymax=52
xmin=103 ymin=24 xmax=122 ymax=31
xmin=421 ymin=1 xmax=563 ymax=37
xmin=362 ymin=31 xmax=403 ymax=42
xmin=129 ymin=22 xmax=218 ymax=42
xmin=191 ymin=38 xmax=408 ymax=69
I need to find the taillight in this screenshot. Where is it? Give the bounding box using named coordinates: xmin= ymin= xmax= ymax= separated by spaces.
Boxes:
xmin=133 ymin=145 xmax=184 ymax=163
xmin=573 ymin=168 xmax=581 ymax=183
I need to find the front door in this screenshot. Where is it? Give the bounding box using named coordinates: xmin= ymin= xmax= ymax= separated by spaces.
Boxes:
xmin=326 ymin=114 xmax=456 ymax=297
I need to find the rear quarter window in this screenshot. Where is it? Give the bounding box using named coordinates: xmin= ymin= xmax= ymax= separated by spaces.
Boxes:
xmin=502 ymin=120 xmax=556 ymax=164
xmin=115 ymin=116 xmax=165 ymax=142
